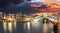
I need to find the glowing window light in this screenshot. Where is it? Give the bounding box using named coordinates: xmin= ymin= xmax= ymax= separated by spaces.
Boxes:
xmin=25 ymin=18 xmax=31 ymax=21
xmin=7 ymin=17 xmax=15 ymax=22
xmin=4 ymin=16 xmax=6 ymax=19
xmin=8 ymin=18 xmax=12 ymax=21
xmin=8 ymin=17 xmax=14 ymax=20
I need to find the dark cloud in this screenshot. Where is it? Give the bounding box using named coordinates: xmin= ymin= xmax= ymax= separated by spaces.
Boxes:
xmin=0 ymin=0 xmax=23 ymax=8
xmin=0 ymin=2 xmax=49 ymax=14
xmin=41 ymin=5 xmax=48 ymax=8
xmin=0 ymin=2 xmax=55 ymax=14
xmin=3 ymin=2 xmax=36 ymax=14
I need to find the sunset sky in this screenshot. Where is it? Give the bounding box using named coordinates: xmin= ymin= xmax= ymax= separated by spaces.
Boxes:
xmin=0 ymin=0 xmax=60 ymax=14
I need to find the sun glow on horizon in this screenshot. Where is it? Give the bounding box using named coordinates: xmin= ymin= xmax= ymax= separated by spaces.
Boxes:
xmin=31 ymin=0 xmax=60 ymax=2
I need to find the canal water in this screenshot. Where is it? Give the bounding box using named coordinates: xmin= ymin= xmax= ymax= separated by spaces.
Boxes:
xmin=0 ymin=21 xmax=54 ymax=33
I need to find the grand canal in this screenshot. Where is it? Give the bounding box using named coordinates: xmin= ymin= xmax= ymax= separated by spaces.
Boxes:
xmin=0 ymin=21 xmax=54 ymax=33
xmin=0 ymin=13 xmax=60 ymax=33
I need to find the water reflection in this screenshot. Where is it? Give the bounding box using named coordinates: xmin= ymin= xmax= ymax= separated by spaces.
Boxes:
xmin=8 ymin=22 xmax=12 ymax=33
xmin=2 ymin=21 xmax=54 ymax=33
xmin=3 ymin=22 xmax=7 ymax=33
xmin=43 ymin=23 xmax=48 ymax=33
xmin=14 ymin=22 xmax=16 ymax=29
xmin=3 ymin=21 xmax=17 ymax=33
xmin=27 ymin=22 xmax=30 ymax=30
xmin=27 ymin=22 xmax=30 ymax=33
xmin=24 ymin=22 xmax=30 ymax=33
xmin=32 ymin=21 xmax=42 ymax=29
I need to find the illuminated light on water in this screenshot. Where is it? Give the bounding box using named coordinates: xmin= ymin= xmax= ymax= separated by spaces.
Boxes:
xmin=24 ymin=22 xmax=30 ymax=30
xmin=24 ymin=23 xmax=26 ymax=30
xmin=26 ymin=22 xmax=31 ymax=33
xmin=14 ymin=21 xmax=16 ymax=29
xmin=48 ymin=23 xmax=53 ymax=29
xmin=27 ymin=22 xmax=30 ymax=30
xmin=43 ymin=23 xmax=48 ymax=33
xmin=24 ymin=22 xmax=31 ymax=33
xmin=32 ymin=21 xmax=42 ymax=29
xmin=32 ymin=18 xmax=41 ymax=28
xmin=3 ymin=22 xmax=7 ymax=32
xmin=43 ymin=18 xmax=48 ymax=33
xmin=8 ymin=22 xmax=12 ymax=32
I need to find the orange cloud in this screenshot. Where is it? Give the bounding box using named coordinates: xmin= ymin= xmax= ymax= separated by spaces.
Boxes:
xmin=30 ymin=2 xmax=60 ymax=15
